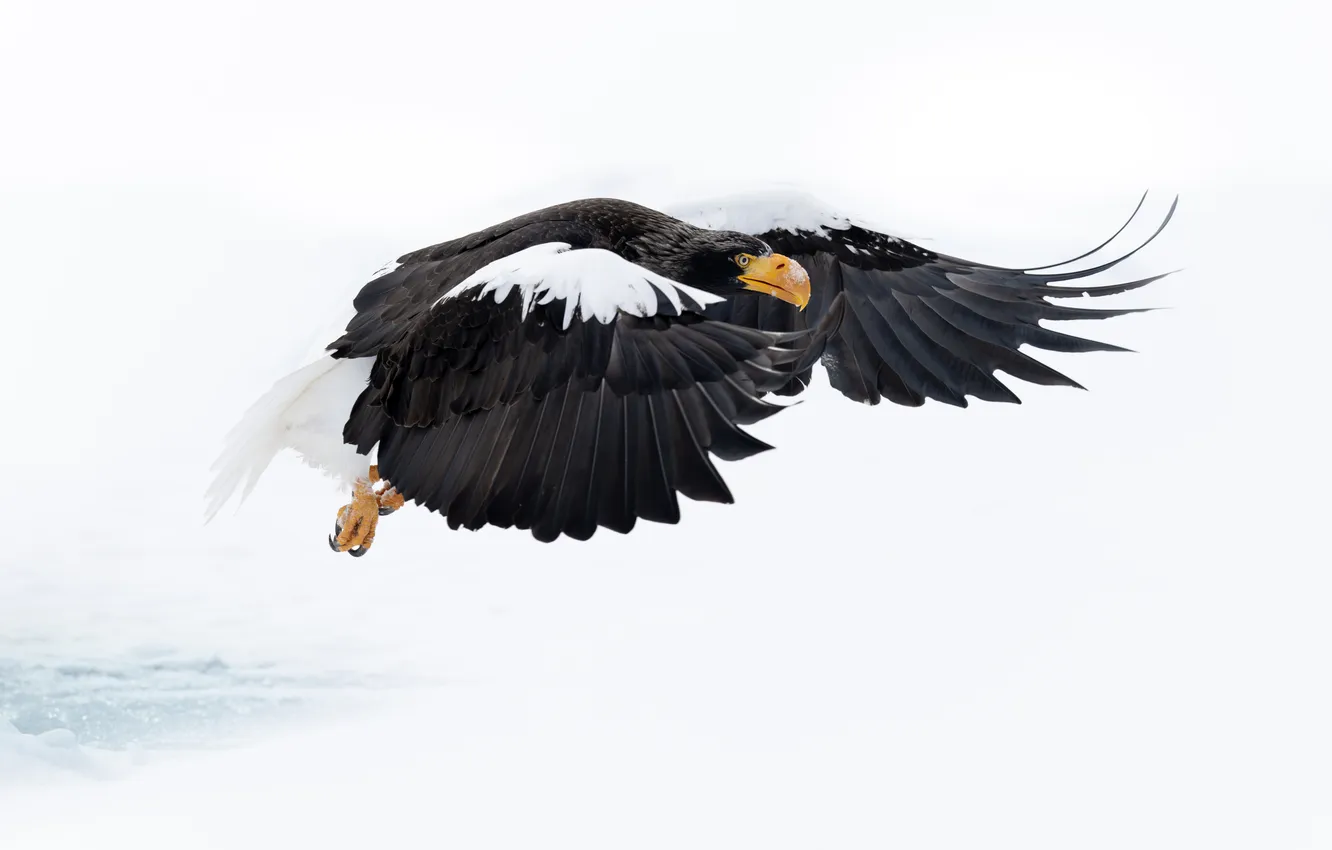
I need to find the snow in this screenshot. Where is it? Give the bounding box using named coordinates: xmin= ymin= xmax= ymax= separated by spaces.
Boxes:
xmin=0 ymin=718 xmax=133 ymax=784
xmin=3 ymin=0 xmax=1331 ymax=848
xmin=437 ymin=241 xmax=724 ymax=327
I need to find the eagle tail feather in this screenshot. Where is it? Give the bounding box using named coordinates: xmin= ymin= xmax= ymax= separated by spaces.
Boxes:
xmin=203 ymin=356 xmax=355 ymax=523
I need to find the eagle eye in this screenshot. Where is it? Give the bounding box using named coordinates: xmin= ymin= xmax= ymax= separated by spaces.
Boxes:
xmin=734 ymin=253 xmax=752 ymax=268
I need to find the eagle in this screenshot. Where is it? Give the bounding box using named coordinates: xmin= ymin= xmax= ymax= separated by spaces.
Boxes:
xmin=204 ymin=190 xmax=1175 ymax=554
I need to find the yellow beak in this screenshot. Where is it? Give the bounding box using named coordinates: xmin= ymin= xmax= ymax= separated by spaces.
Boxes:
xmin=739 ymin=254 xmax=811 ymax=311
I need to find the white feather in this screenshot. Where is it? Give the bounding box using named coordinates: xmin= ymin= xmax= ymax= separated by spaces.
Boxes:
xmin=203 ymin=356 xmax=375 ymax=522
xmin=203 ymin=259 xmax=403 ymax=522
xmin=435 ymin=242 xmax=724 ymax=328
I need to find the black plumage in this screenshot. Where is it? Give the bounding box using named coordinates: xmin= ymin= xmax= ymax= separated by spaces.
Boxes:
xmin=705 ymin=194 xmax=1176 ymax=406
xmin=324 ymin=195 xmax=1175 ymax=543
xmin=346 ymin=305 xmax=797 ymax=542
xmin=332 ymin=199 xmax=807 ymax=542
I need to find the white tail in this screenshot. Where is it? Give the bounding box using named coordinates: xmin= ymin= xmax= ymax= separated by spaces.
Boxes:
xmin=203 ymin=356 xmax=374 ymax=523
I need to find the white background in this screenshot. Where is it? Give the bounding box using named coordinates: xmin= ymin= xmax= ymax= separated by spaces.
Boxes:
xmin=1 ymin=0 xmax=1329 ymax=847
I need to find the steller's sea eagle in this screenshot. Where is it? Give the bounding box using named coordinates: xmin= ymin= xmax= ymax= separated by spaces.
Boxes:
xmin=204 ymin=190 xmax=1175 ymax=554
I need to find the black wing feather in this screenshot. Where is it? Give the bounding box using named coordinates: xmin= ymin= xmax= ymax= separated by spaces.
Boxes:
xmin=346 ymin=285 xmax=800 ymax=542
xmin=705 ymin=195 xmax=1176 ymax=406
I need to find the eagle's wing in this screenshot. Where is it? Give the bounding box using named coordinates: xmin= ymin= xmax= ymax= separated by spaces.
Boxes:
xmin=338 ymin=242 xmax=806 ymax=542
xmin=667 ymin=190 xmax=1176 ymax=406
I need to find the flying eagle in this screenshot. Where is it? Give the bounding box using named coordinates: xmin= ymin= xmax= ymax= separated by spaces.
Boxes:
xmin=204 ymin=190 xmax=1175 ymax=554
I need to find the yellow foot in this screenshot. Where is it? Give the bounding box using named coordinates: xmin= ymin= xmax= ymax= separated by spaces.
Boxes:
xmin=329 ymin=477 xmax=381 ymax=557
xmin=368 ymin=465 xmax=405 ymax=517
xmin=329 ymin=467 xmax=408 ymax=557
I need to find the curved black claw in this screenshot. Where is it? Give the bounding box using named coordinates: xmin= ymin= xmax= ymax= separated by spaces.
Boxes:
xmin=378 ymin=506 xmax=396 ymax=517
xmin=328 ymin=534 xmax=342 ymax=553
xmin=348 ymin=545 xmax=368 ymax=558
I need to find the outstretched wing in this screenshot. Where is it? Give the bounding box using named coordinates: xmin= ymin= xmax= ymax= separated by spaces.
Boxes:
xmin=667 ymin=190 xmax=1176 ymax=407
xmin=339 ymin=242 xmax=807 ymax=542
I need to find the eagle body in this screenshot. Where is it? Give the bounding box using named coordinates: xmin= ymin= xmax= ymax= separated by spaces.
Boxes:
xmin=205 ymin=190 xmax=1175 ymax=548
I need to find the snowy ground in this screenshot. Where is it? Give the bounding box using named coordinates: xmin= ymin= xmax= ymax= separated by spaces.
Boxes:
xmin=3 ymin=0 xmax=1330 ymax=847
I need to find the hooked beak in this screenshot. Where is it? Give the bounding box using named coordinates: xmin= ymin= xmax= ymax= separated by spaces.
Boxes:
xmin=739 ymin=254 xmax=811 ymax=311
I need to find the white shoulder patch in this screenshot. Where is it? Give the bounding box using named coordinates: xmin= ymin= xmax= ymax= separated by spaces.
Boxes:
xmin=433 ymin=242 xmax=724 ymax=329
xmin=665 ymin=189 xmax=896 ymax=242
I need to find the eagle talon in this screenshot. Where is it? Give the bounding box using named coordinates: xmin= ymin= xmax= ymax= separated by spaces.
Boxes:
xmin=376 ymin=486 xmax=405 ymax=517
xmin=328 ymin=475 xmax=382 ymax=556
